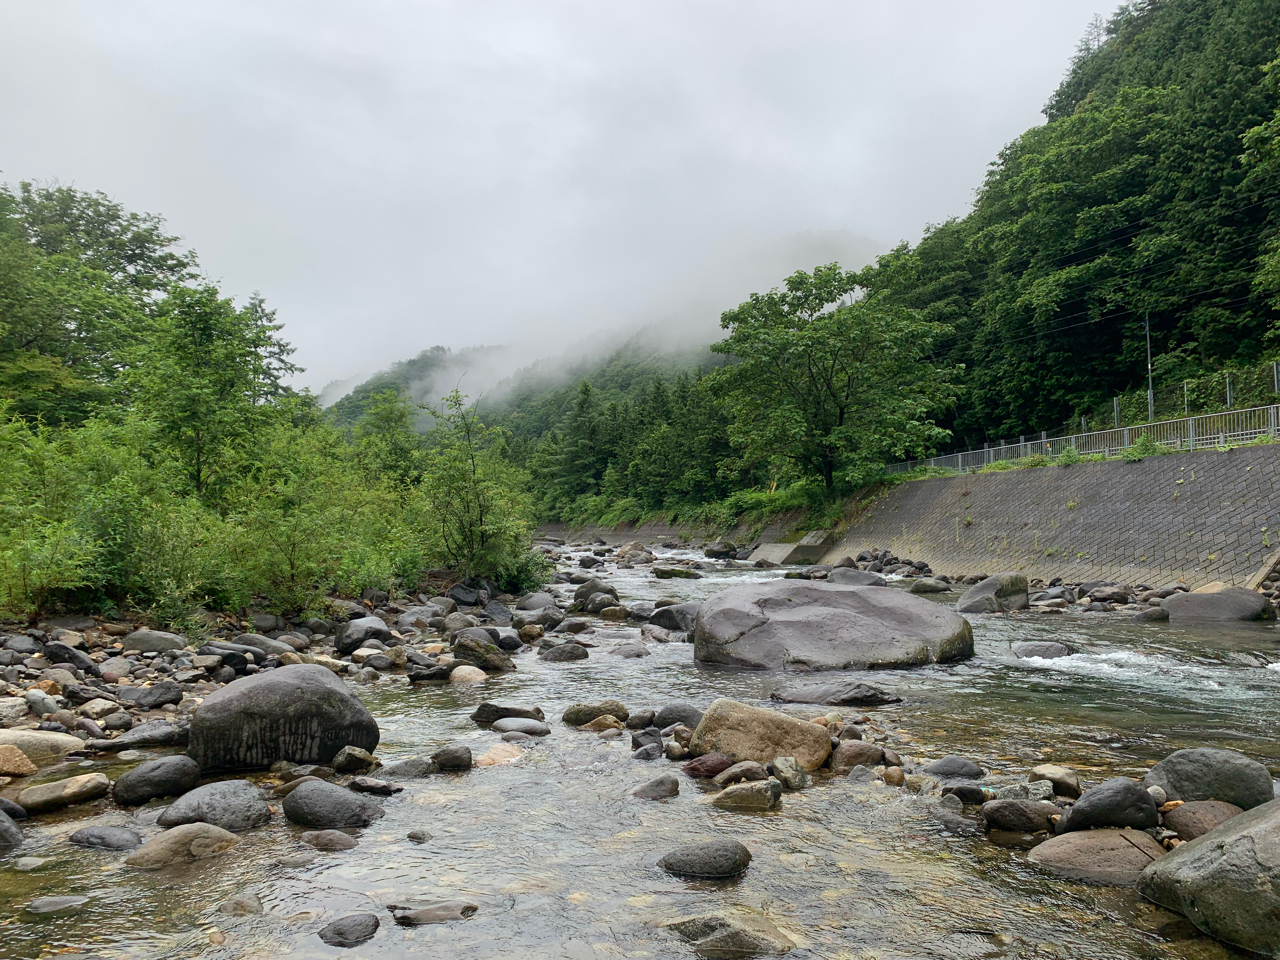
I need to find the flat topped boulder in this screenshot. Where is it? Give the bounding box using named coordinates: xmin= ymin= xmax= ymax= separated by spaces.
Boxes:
xmin=693 ymin=580 xmax=972 ymax=671
xmin=1164 ymin=586 xmax=1276 ymax=622
xmin=1142 ymin=747 xmax=1274 ymax=810
xmin=688 ymin=699 xmax=832 ymax=772
xmin=955 ymin=573 xmax=1029 ymax=614
xmin=769 ymin=679 xmax=901 ymax=707
xmin=188 ymin=663 xmax=379 ymax=772
xmin=1138 ymin=798 xmax=1280 ymax=955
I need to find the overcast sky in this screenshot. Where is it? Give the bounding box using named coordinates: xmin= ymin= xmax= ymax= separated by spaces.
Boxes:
xmin=2 ymin=1 xmax=1105 ymax=390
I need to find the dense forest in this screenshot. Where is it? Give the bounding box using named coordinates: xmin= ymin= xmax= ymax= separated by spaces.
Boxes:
xmin=468 ymin=0 xmax=1280 ymax=520
xmin=0 ymin=183 xmax=546 ymax=624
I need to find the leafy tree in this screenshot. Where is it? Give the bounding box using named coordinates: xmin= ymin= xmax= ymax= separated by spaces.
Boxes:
xmin=708 ymin=264 xmax=956 ymax=490
xmin=128 ymin=285 xmax=298 ymax=496
xmin=353 ymin=389 xmax=425 ymax=485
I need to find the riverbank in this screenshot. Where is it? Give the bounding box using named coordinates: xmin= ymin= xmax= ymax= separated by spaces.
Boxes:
xmin=0 ymin=537 xmax=1278 ymax=957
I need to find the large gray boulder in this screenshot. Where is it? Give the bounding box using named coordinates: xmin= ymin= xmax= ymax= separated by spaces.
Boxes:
xmin=156 ymin=780 xmax=271 ymax=832
xmin=693 ymin=580 xmax=972 ymax=670
xmin=188 ymin=664 xmax=379 ymax=772
xmin=1138 ymin=798 xmax=1280 ymax=954
xmin=1142 ymin=747 xmax=1274 ymax=810
xmin=955 ymin=573 xmax=1029 ymax=614
xmin=688 ymin=698 xmax=831 ymax=772
xmin=335 ymin=616 xmax=392 ymax=655
xmin=282 ymin=779 xmax=385 ymax=828
xmin=769 ymin=679 xmax=901 ymax=707
xmin=1164 ymin=586 xmax=1276 ymax=622
xmin=648 ymin=602 xmax=701 ymax=633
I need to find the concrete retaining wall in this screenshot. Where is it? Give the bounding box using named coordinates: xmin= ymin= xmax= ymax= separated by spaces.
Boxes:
xmin=823 ymin=445 xmax=1280 ymax=587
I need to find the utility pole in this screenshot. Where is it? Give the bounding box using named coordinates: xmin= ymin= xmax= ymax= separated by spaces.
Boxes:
xmin=1145 ymin=317 xmax=1154 ymax=421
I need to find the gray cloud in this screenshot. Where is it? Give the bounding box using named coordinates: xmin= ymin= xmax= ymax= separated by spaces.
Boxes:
xmin=1 ymin=1 xmax=1103 ymax=389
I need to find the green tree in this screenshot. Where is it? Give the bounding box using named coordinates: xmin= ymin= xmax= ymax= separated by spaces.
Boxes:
xmin=130 ymin=285 xmax=298 ymax=497
xmin=709 ymin=264 xmax=956 ymax=490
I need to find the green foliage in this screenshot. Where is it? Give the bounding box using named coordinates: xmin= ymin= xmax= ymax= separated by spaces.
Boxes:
xmin=708 ymin=264 xmax=957 ymax=491
xmin=1121 ymin=432 xmax=1167 ymax=461
xmin=1055 ymin=446 xmax=1084 ymax=465
xmin=858 ymin=0 xmax=1280 ymax=446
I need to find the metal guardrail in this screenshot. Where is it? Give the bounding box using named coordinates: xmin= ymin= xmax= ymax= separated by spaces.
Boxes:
xmin=886 ymin=404 xmax=1280 ymax=474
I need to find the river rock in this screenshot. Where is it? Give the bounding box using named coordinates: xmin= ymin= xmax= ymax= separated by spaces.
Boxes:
xmin=0 ymin=744 xmax=37 ymax=777
xmin=922 ymin=756 xmax=983 ymax=779
xmin=157 ymin=779 xmax=271 ymax=832
xmin=26 ymin=896 xmax=89 ymax=913
xmin=1029 ymin=763 xmax=1081 ymax=799
xmin=0 ymin=729 xmax=82 ymax=762
xmin=431 ymin=744 xmax=472 ymax=771
xmin=111 ymin=757 xmax=199 ymax=814
xmin=1057 ymin=777 xmax=1158 ymax=833
xmin=655 ymin=702 xmax=703 ymax=729
xmin=379 ymin=758 xmax=437 ymax=780
xmin=449 ymin=665 xmax=487 ymax=684
xmin=683 ymin=752 xmax=732 ymax=779
xmin=711 ymin=779 xmax=782 ymax=810
xmin=491 ymin=717 xmax=550 ymax=736
xmin=563 ymin=700 xmax=630 ymax=726
xmin=769 ymin=679 xmax=902 ymax=707
xmin=1137 ymin=798 xmax=1280 ymax=954
xmin=0 ymin=810 xmax=21 ymax=849
xmin=1164 ymin=800 xmax=1244 ymax=841
xmin=18 ymin=773 xmax=110 ymax=814
xmin=452 ymin=629 xmax=516 ymax=672
xmin=69 ymin=826 xmax=142 ymax=850
xmin=390 ymin=900 xmax=479 ymax=925
xmin=234 ymin=633 xmax=298 ymax=657
xmin=282 ymin=780 xmax=385 ymax=828
xmin=1030 ymin=828 xmax=1165 ymax=885
xmin=827 ymin=568 xmax=888 ymax=586
xmin=300 ymin=829 xmax=359 ymax=850
xmin=955 ymin=573 xmax=1029 ymax=614
xmin=659 ymin=838 xmax=752 ymax=878
xmin=1165 ymin=587 xmax=1277 ymax=622
xmin=218 ymin=893 xmax=263 ymax=916
xmin=980 ymin=799 xmax=1058 ymax=833
xmin=661 ymin=911 xmax=795 ymax=957
xmin=126 ymin=822 xmax=240 ymax=868
xmin=832 ymin=741 xmax=885 ymax=771
xmin=1142 ymin=747 xmax=1273 ymax=810
xmin=470 ymin=702 xmax=545 ymax=724
xmin=332 ymin=745 xmax=378 ymax=773
xmin=633 ymin=773 xmax=679 ymax=799
xmin=541 ymin=642 xmax=589 ymax=662
xmin=713 ymin=761 xmax=768 ymax=786
xmin=320 ymin=913 xmax=380 ymax=947
xmin=188 ymin=663 xmax=379 ymax=771
xmin=89 ymin=719 xmax=187 ymax=751
xmin=572 ymin=578 xmax=617 ymax=603
xmin=689 ymin=699 xmax=831 ymax=772
xmin=649 ymin=601 xmax=702 ymax=633
xmin=336 ymin=616 xmax=392 ymax=655
xmin=123 ymin=629 xmax=187 ymax=653
xmin=583 ymin=715 xmax=624 ymax=731
xmin=908 ymin=577 xmax=950 ymax=593
xmin=0 ymin=798 xmax=26 ymax=819
xmin=694 ymin=580 xmax=973 ymax=670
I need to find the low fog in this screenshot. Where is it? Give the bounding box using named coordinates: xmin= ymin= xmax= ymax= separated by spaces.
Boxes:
xmin=1 ymin=1 xmax=1104 ymax=392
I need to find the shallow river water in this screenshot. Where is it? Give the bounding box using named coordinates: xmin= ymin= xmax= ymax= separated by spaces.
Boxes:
xmin=4 ymin=552 xmax=1280 ymax=960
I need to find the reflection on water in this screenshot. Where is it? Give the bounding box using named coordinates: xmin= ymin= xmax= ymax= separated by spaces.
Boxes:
xmin=3 ymin=553 xmax=1278 ymax=959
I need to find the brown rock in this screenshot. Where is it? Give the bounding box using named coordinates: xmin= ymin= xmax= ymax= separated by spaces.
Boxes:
xmin=683 ymin=752 xmax=733 ymax=779
xmin=126 ymin=823 xmax=240 ymax=869
xmin=831 ymin=741 xmax=885 ymax=771
xmin=1163 ymin=800 xmax=1243 ymax=841
xmin=689 ymin=699 xmax=832 ymax=772
xmin=18 ymin=773 xmax=110 ymax=814
xmin=580 ymin=715 xmax=623 ymax=732
xmin=883 ymin=766 xmax=905 ymax=787
xmin=1027 ymin=828 xmax=1165 ymax=886
xmin=0 ymin=745 xmax=37 ymax=777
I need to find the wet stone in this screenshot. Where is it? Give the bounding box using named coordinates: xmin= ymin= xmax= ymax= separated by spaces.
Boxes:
xmin=69 ymin=826 xmax=143 ymax=850
xmin=300 ymin=829 xmax=359 ymax=850
xmin=320 ymin=913 xmax=380 ymax=947
xmin=659 ymin=838 xmax=753 ymax=878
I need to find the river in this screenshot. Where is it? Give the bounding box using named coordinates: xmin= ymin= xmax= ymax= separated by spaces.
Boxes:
xmin=3 ymin=547 xmax=1279 ymax=959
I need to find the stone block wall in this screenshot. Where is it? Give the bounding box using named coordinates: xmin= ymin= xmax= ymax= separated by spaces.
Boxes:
xmin=823 ymin=445 xmax=1280 ymax=588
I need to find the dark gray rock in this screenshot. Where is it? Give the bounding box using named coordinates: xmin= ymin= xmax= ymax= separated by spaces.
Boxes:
xmin=654 ymin=702 xmax=703 ymax=730
xmin=658 ymin=838 xmax=752 ymax=878
xmin=319 ymin=913 xmax=380 ymax=947
xmin=610 ymin=642 xmax=650 ymax=658
xmin=379 ymin=758 xmax=439 ymax=779
xmin=648 ymin=601 xmax=701 ymax=633
xmin=452 ymin=629 xmax=516 ymax=672
xmin=282 ymin=780 xmax=385 ymax=828
xmin=923 ymin=756 xmax=984 ymax=779
xmin=88 ymin=720 xmax=188 ymax=751
xmin=135 ymin=680 xmax=184 ymax=711
xmin=955 ymin=573 xmax=1029 ymax=614
xmin=335 ymin=616 xmax=392 ymax=655
xmin=43 ymin=641 xmax=101 ymax=677
xmin=769 ymin=679 xmax=902 ymax=706
xmin=540 ymin=643 xmax=588 ymax=662
xmin=633 ymin=773 xmax=679 ymax=799
xmin=69 ymin=826 xmax=142 ymax=850
xmin=234 ymin=633 xmax=297 ymax=657
xmin=300 ymin=829 xmax=359 ymax=850
xmin=157 ymin=779 xmax=271 ymax=832
xmin=826 ymin=568 xmax=888 ymax=586
xmin=1057 ymin=777 xmax=1158 ymax=833
xmin=431 ymin=744 xmax=472 ymax=771
xmin=0 ymin=798 xmax=26 ymax=820
xmin=632 ymin=743 xmax=663 ymax=760
xmin=112 ymin=756 xmax=202 ymax=806
xmin=1137 ymin=797 xmax=1280 ymax=953
xmin=563 ymin=700 xmax=629 ymax=725
xmin=0 ymin=809 xmax=21 ymax=849
xmin=122 ymin=629 xmax=187 ymax=653
xmin=980 ymin=799 xmax=1058 ymax=833
xmin=1143 ymin=747 xmax=1274 ymax=810
xmin=491 ymin=717 xmax=550 ymax=736
xmin=572 ymin=578 xmax=617 ymax=604
xmin=188 ymin=663 xmax=379 ymax=772
xmin=1165 ymin=587 xmax=1276 ymax=622
xmin=694 ymin=580 xmax=973 ymax=670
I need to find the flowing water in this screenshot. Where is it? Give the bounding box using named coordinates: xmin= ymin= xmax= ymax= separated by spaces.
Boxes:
xmin=4 ymin=550 xmax=1280 ymax=960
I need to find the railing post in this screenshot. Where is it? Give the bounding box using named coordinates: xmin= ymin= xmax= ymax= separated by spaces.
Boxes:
xmin=1270 ymin=404 xmax=1278 ymax=438
xmin=1188 ymin=416 xmax=1196 ymax=452
xmin=1114 ymin=396 xmax=1120 ymax=427
xmin=1227 ymin=372 xmax=1234 ymax=410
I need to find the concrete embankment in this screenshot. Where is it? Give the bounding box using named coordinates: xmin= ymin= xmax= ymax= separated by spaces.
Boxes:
xmin=545 ymin=444 xmax=1280 ymax=588
xmin=824 ymin=444 xmax=1280 ymax=588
